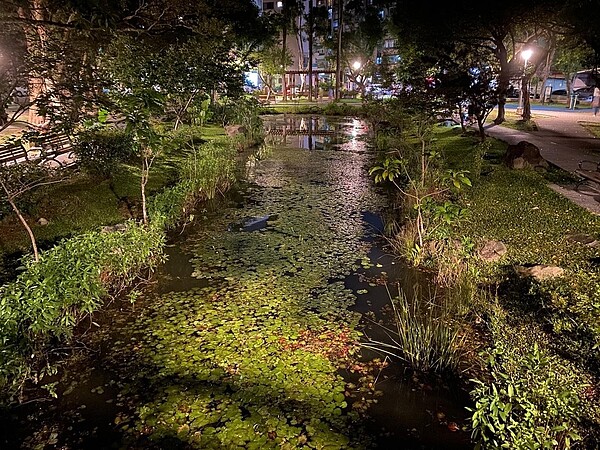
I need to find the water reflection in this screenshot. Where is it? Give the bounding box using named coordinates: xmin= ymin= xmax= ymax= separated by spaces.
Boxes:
xmin=264 ymin=114 xmax=370 ymax=152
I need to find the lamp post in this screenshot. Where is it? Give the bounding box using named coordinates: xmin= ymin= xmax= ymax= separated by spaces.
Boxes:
xmin=517 ymin=48 xmax=533 ymax=115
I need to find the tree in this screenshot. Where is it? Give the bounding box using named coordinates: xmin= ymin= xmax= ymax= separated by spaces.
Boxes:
xmin=564 ymin=0 xmax=600 ymax=58
xmin=0 ymin=0 xmax=271 ymax=131
xmin=391 ymin=0 xmax=564 ymax=124
xmin=342 ymin=3 xmax=386 ymax=97
xmin=553 ymin=35 xmax=595 ymax=96
xmin=279 ymin=0 xmax=303 ymax=101
xmin=256 ymin=42 xmax=293 ymax=101
xmin=0 ymin=161 xmax=63 ymax=262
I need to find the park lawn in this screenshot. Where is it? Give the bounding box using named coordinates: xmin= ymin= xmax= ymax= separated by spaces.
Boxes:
xmin=580 ymin=120 xmax=600 ymax=138
xmin=435 ymin=125 xmax=600 ymax=437
xmin=0 ymin=124 xmax=228 ymax=257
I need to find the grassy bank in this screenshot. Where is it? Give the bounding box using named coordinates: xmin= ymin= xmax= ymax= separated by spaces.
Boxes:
xmin=0 ymin=124 xmax=241 ymax=402
xmin=0 ymin=125 xmax=227 ymax=257
xmin=440 ymin=126 xmax=600 ymax=447
xmin=372 ymin=115 xmax=600 ymax=447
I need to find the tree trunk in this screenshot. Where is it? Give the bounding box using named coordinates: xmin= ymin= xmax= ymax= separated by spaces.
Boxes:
xmin=477 ymin=116 xmax=486 ymax=142
xmin=335 ymin=0 xmax=343 ymax=100
xmin=141 ymin=155 xmax=151 ymax=226
xmin=0 ymin=179 xmax=39 ymax=262
xmin=522 ymin=75 xmax=532 ymax=121
xmin=282 ymin=22 xmax=288 ymax=102
xmin=18 ymin=0 xmax=50 ymax=126
xmin=308 ymin=0 xmax=314 ymax=102
xmin=493 ymin=37 xmax=511 ymax=125
xmin=539 ymin=43 xmax=555 ymax=104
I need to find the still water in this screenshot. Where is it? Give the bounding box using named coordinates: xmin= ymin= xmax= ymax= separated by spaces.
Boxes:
xmin=1 ymin=115 xmax=471 ymax=449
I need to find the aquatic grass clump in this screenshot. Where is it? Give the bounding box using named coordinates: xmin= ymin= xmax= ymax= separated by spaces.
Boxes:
xmin=363 ymin=286 xmax=464 ymax=374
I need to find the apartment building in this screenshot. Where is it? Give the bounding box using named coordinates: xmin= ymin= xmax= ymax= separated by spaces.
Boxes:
xmin=250 ymin=0 xmax=398 ymax=95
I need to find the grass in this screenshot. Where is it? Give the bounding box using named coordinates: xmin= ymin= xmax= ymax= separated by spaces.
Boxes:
xmin=485 ymin=110 xmax=549 ymax=131
xmin=580 ymin=120 xmax=600 ymax=138
xmin=431 ymin=125 xmax=600 ymax=445
xmin=0 ymin=124 xmax=229 ymax=257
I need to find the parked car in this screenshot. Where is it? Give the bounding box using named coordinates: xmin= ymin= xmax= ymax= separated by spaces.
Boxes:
xmin=551 ymin=89 xmax=568 ymax=96
xmin=575 ymin=87 xmax=594 ymax=102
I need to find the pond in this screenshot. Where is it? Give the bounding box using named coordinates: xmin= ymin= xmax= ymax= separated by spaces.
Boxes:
xmin=1 ymin=115 xmax=471 ymax=449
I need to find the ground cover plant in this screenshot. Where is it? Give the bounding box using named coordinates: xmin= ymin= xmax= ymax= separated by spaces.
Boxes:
xmin=448 ymin=129 xmax=600 ymax=447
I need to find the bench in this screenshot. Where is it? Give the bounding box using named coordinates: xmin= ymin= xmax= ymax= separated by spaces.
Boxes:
xmin=33 ymin=133 xmax=76 ymax=168
xmin=0 ymin=132 xmax=76 ymax=169
xmin=575 ymin=160 xmax=600 ymax=195
xmin=0 ymin=141 xmax=30 ymax=166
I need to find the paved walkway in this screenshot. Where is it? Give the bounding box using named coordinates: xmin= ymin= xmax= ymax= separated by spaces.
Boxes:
xmin=484 ymin=107 xmax=600 ymax=214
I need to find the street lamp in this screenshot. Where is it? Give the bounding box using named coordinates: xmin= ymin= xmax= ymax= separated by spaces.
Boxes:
xmin=517 ymin=49 xmax=533 ymax=114
xmin=352 ymin=60 xmax=361 ymax=71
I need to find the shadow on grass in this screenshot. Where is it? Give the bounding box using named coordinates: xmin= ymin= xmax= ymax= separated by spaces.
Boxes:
xmin=495 ymin=266 xmax=600 ymax=376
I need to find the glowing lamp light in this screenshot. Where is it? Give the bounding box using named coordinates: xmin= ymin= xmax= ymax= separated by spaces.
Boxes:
xmin=352 ymin=61 xmax=361 ymax=71
xmin=521 ymin=49 xmax=533 ymax=64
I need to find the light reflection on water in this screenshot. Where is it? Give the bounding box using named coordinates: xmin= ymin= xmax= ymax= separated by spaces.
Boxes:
xmin=263 ymin=114 xmax=370 ymax=152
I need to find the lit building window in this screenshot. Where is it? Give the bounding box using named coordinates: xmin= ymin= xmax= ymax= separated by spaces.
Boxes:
xmin=276 ymin=1 xmax=283 ymax=7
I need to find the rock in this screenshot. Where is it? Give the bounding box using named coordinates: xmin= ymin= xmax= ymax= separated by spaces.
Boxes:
xmin=37 ymin=217 xmax=49 ymax=226
xmin=101 ymin=223 xmax=127 ymax=233
xmin=566 ymin=233 xmax=598 ymax=247
xmin=224 ymin=125 xmax=247 ymax=137
xmin=479 ymin=240 xmax=507 ymax=262
xmin=515 ymin=264 xmax=565 ymax=281
xmin=447 ymin=422 xmax=459 ymax=432
xmin=504 ymin=141 xmax=549 ymax=170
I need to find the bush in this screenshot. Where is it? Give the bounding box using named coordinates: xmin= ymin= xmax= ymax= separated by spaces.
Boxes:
xmin=75 ymin=129 xmax=135 ymax=178
xmin=0 ymin=222 xmax=165 ymax=398
xmin=322 ymin=101 xmax=356 ymax=116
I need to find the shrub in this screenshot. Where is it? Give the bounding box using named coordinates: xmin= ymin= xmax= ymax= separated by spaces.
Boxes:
xmin=0 ymin=222 xmax=165 ymax=399
xmin=75 ymin=129 xmax=135 ymax=178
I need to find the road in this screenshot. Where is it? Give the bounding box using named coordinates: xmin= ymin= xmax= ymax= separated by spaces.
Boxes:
xmin=484 ymin=105 xmax=600 ymax=214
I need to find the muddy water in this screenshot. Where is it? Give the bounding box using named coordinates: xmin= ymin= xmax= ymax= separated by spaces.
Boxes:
xmin=1 ymin=115 xmax=471 ymax=449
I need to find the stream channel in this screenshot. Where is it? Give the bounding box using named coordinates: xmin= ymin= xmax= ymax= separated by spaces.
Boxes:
xmin=2 ymin=115 xmax=471 ymax=449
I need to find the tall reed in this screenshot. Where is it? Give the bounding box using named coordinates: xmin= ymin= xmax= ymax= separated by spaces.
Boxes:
xmin=363 ymin=285 xmax=463 ymax=373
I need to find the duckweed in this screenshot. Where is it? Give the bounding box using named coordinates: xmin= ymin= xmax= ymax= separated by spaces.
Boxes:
xmin=109 ymin=121 xmax=388 ymax=448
